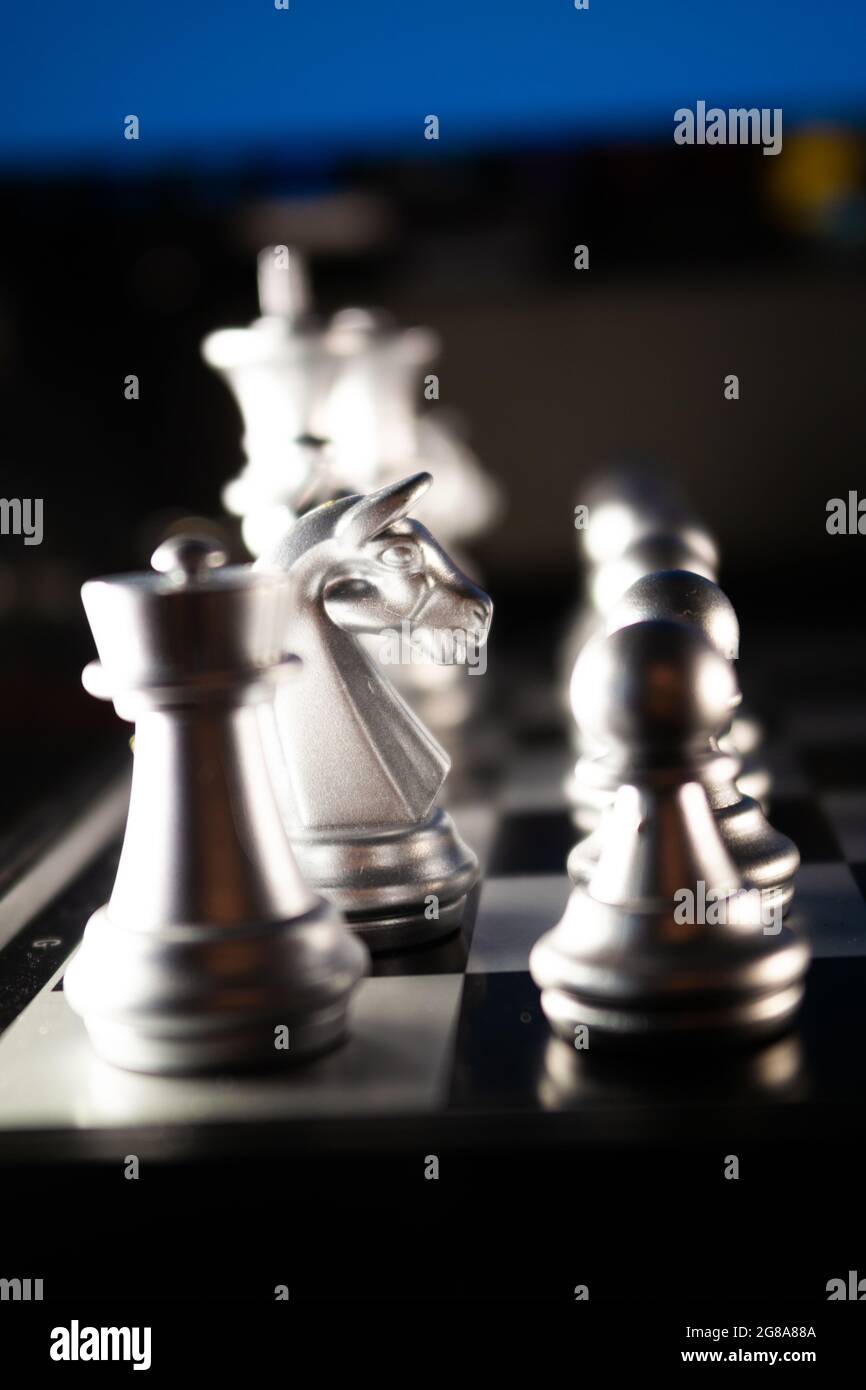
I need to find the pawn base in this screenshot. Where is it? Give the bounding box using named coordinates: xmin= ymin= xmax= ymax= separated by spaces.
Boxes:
xmin=536 ymin=980 xmax=806 ymax=1049
xmin=530 ymin=886 xmax=810 ymax=1048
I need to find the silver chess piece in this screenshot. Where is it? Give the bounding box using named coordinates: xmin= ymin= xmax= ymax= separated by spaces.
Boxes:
xmin=204 ymin=247 xmax=501 ymax=737
xmin=320 ymin=284 xmax=501 ymax=735
xmin=565 ymin=530 xmax=720 ymax=831
xmin=566 ymin=466 xmax=768 ymax=822
xmin=600 ymin=567 xmax=767 ymax=802
xmin=203 ymin=245 xmax=501 ymax=557
xmin=324 ymin=305 xmax=500 ymax=546
xmin=201 ymin=246 xmax=341 ymax=558
xmin=64 ymin=534 xmax=368 ymax=1074
xmin=531 ymin=621 xmax=809 ymax=1045
xmin=256 ymin=472 xmax=493 ymax=950
xmin=577 ymin=464 xmax=718 ymax=573
xmin=565 ymin=465 xmax=720 ymax=759
xmin=568 ymin=572 xmax=799 ymax=916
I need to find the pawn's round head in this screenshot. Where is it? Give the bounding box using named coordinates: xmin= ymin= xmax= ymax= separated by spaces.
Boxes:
xmin=579 ymin=465 xmax=692 ymax=566
xmin=590 ymin=532 xmax=717 ymax=616
xmin=572 ymin=618 xmax=737 ymax=753
xmin=605 ymin=570 xmax=740 ymax=662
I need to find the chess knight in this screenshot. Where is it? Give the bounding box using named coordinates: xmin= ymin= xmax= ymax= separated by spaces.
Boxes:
xmin=258 ymin=471 xmax=493 ymax=949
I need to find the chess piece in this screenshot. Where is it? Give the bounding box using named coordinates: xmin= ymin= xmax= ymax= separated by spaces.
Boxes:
xmin=568 ymin=573 xmax=799 ymax=916
xmin=531 ymin=621 xmax=809 ymax=1044
xmin=566 ymin=467 xmax=768 ymax=821
xmin=204 ymin=246 xmax=501 ymax=559
xmin=566 ymin=530 xmax=721 ymax=830
xmin=205 ymin=248 xmax=501 ymax=738
xmin=256 ymin=473 xmax=493 ymax=950
xmin=577 ymin=464 xmax=718 ymax=572
xmin=588 ymin=531 xmax=718 ymax=623
xmin=606 ymin=569 xmax=740 ymax=661
xmin=567 ymin=463 xmax=718 ymax=680
xmin=325 ymin=306 xmax=500 ymax=545
xmin=323 ymin=299 xmax=500 ymax=736
xmin=601 ymin=567 xmax=768 ymax=803
xmin=565 ymin=464 xmax=720 ymax=752
xmin=201 ymin=246 xmax=341 ymax=557
xmin=64 ymin=535 xmax=368 ymax=1074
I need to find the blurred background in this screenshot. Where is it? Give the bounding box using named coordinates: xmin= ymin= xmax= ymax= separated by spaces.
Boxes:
xmin=1 ymin=0 xmax=865 ymax=828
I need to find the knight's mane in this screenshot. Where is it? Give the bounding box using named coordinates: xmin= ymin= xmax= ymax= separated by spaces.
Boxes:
xmin=258 ymin=495 xmax=359 ymax=572
xmin=258 ymin=495 xmax=419 ymax=574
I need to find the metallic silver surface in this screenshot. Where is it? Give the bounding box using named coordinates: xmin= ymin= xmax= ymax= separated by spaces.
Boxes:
xmin=324 ymin=310 xmax=496 ymax=730
xmin=570 ymin=558 xmax=770 ymax=821
xmin=323 ymin=305 xmax=500 ymax=546
xmin=606 ymin=569 xmax=770 ymax=804
xmin=589 ymin=533 xmax=718 ymax=617
xmin=202 ymin=246 xmax=501 ymax=560
xmin=568 ymin=574 xmax=798 ymax=911
xmin=64 ymin=535 xmax=368 ymax=1074
xmin=203 ymin=247 xmax=500 ymax=735
xmin=257 ymin=473 xmax=493 ymax=948
xmin=577 ymin=465 xmax=720 ymax=572
xmin=565 ymin=466 xmax=716 ymax=730
xmin=604 ymin=569 xmax=740 ymax=660
xmin=532 ymin=622 xmax=809 ymax=1044
xmin=563 ymin=516 xmax=722 ymax=781
xmin=201 ymin=248 xmax=341 ymax=557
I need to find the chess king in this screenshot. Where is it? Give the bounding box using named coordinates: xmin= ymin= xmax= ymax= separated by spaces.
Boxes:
xmin=202 ymin=245 xmax=500 ymax=561
xmin=257 ymin=471 xmax=493 ymax=949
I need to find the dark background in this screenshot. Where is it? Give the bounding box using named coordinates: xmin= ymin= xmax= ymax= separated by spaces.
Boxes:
xmin=1 ymin=1 xmax=865 ymax=820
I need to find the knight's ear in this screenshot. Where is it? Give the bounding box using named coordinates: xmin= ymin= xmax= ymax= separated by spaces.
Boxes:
xmin=336 ymin=472 xmax=432 ymax=544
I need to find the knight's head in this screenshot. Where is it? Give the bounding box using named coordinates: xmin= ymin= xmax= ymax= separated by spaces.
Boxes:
xmin=258 ymin=473 xmax=492 ymax=657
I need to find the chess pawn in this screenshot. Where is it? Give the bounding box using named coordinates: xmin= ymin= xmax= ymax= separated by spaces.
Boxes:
xmin=588 ymin=530 xmax=718 ymax=621
xmin=201 ymin=246 xmax=342 ymax=557
xmin=577 ymin=463 xmax=718 ymax=572
xmin=564 ymin=463 xmax=719 ymax=702
xmin=567 ymin=573 xmax=799 ymax=916
xmin=565 ymin=527 xmax=720 ymax=829
xmin=602 ymin=567 xmax=768 ymax=803
xmin=565 ymin=462 xmax=717 ymax=690
xmin=64 ymin=535 xmax=368 ymax=1074
xmin=257 ymin=472 xmax=493 ymax=950
xmin=567 ymin=535 xmax=769 ymax=823
xmin=531 ymin=621 xmax=809 ymax=1044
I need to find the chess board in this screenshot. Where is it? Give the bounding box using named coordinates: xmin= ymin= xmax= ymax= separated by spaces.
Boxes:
xmin=2 ymin=628 xmax=866 ymax=1174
